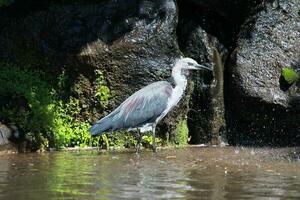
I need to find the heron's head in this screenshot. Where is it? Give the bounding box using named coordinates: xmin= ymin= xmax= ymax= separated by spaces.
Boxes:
xmin=176 ymin=57 xmax=211 ymax=71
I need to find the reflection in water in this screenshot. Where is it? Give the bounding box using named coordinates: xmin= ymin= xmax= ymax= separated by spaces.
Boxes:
xmin=0 ymin=159 xmax=9 ymax=199
xmin=0 ymin=147 xmax=299 ymax=200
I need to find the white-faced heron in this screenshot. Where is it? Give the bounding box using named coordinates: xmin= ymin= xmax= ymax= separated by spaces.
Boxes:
xmin=90 ymin=57 xmax=211 ymax=152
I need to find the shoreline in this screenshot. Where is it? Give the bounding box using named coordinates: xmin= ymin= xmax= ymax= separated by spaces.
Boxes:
xmin=0 ymin=144 xmax=212 ymax=155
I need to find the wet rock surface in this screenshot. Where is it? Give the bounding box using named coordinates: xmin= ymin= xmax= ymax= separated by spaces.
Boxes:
xmin=177 ymin=0 xmax=246 ymax=145
xmin=177 ymin=21 xmax=227 ymax=145
xmin=225 ymin=0 xmax=300 ymax=146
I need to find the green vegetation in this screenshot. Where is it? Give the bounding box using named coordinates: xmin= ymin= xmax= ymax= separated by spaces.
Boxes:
xmin=174 ymin=118 xmax=189 ymax=146
xmin=142 ymin=134 xmax=162 ymax=148
xmin=0 ymin=61 xmax=164 ymax=151
xmin=100 ymin=132 xmax=137 ymax=149
xmin=0 ymin=61 xmax=99 ymax=150
xmin=0 ymin=62 xmax=52 ymax=132
xmin=95 ymin=70 xmax=111 ymax=108
xmin=51 ymin=97 xmax=99 ymax=148
xmin=282 ymin=68 xmax=299 ymax=84
xmin=0 ymin=62 xmax=53 ymax=149
xmin=0 ymin=0 xmax=13 ymax=7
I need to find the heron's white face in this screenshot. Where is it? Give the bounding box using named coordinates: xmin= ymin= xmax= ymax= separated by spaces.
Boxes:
xmin=176 ymin=58 xmax=211 ymax=71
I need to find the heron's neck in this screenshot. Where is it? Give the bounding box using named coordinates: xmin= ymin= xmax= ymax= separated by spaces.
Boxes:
xmin=172 ymin=65 xmax=187 ymax=91
xmin=168 ymin=65 xmax=188 ymax=110
xmin=159 ymin=64 xmax=188 ymax=120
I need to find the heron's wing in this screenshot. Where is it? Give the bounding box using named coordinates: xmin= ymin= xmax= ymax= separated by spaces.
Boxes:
xmin=111 ymin=81 xmax=173 ymax=130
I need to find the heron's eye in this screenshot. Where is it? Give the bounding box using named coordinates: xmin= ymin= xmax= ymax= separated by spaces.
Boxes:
xmin=187 ymin=62 xmax=194 ymax=66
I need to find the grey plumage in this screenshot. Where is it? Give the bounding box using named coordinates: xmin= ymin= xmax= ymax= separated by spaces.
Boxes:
xmin=90 ymin=81 xmax=172 ymax=136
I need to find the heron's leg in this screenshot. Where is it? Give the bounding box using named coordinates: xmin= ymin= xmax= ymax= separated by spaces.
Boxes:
xmin=136 ymin=129 xmax=142 ymax=153
xmin=152 ymin=126 xmax=157 ymax=153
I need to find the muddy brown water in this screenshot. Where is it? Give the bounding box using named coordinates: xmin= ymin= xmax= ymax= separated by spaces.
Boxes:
xmin=0 ymin=147 xmax=299 ymax=200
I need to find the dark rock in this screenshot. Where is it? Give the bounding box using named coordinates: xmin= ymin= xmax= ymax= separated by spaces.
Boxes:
xmin=225 ymin=0 xmax=300 ymax=146
xmin=177 ymin=0 xmax=263 ymax=49
xmin=0 ymin=123 xmax=19 ymax=151
xmin=176 ymin=0 xmax=265 ymax=145
xmin=0 ymin=0 xmax=186 ymax=143
xmin=0 ymin=123 xmax=11 ymax=146
xmin=177 ymin=19 xmax=227 ymax=145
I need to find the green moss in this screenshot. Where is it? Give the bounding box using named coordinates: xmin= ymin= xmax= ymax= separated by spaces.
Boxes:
xmin=174 ymin=118 xmax=189 ymax=146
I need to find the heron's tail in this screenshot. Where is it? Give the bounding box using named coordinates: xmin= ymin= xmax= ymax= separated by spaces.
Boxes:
xmin=89 ymin=116 xmax=112 ymax=136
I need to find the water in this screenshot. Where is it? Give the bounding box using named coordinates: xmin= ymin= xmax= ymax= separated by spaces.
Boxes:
xmin=0 ymin=147 xmax=300 ymax=200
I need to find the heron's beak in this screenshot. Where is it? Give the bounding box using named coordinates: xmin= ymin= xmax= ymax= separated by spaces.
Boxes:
xmin=195 ymin=64 xmax=212 ymax=71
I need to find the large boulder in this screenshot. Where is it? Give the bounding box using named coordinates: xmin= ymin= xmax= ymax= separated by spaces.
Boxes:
xmin=0 ymin=123 xmax=11 ymax=146
xmin=178 ymin=0 xmax=246 ymax=145
xmin=177 ymin=20 xmax=227 ymax=145
xmin=0 ymin=0 xmax=186 ymax=143
xmin=226 ymin=0 xmax=300 ymax=145
xmin=0 ymin=122 xmax=19 ymax=151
